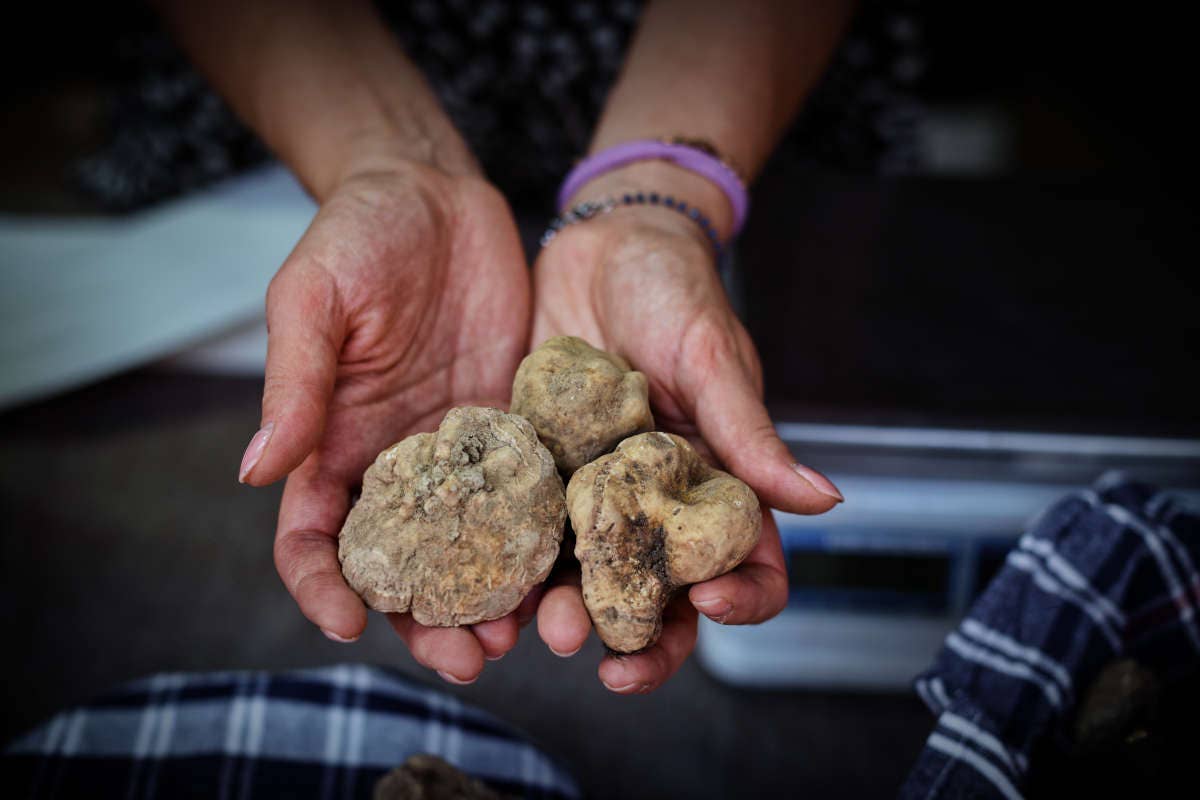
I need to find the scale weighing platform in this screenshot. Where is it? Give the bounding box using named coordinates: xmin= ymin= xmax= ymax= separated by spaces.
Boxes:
xmin=696 ymin=422 xmax=1200 ymax=689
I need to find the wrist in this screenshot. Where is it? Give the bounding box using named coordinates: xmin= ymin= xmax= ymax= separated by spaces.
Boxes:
xmin=160 ymin=0 xmax=481 ymax=203
xmin=304 ymin=121 xmax=480 ymax=203
xmin=563 ymin=159 xmax=736 ymax=245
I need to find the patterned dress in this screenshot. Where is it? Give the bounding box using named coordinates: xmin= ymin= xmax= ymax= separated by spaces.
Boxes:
xmin=77 ymin=0 xmax=925 ymax=212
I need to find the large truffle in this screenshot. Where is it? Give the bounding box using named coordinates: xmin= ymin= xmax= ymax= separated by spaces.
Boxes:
xmin=510 ymin=336 xmax=654 ymax=475
xmin=567 ymin=432 xmax=761 ymax=652
xmin=338 ymin=407 xmax=566 ymax=626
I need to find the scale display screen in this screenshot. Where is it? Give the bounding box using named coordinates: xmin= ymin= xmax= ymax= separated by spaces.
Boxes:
xmin=786 ymin=550 xmax=951 ymax=613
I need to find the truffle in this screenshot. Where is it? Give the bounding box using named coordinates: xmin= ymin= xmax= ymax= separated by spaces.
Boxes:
xmin=567 ymin=432 xmax=761 ymax=652
xmin=511 ymin=335 xmax=654 ymax=475
xmin=373 ymin=754 xmax=504 ymax=800
xmin=339 ymin=407 xmax=566 ymax=626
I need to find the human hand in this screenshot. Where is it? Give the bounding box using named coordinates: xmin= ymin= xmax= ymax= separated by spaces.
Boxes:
xmin=530 ymin=181 xmax=842 ymax=694
xmin=238 ymin=150 xmax=533 ymax=685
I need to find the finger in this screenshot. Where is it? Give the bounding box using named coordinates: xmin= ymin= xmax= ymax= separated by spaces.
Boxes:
xmin=471 ymin=613 xmax=520 ymax=661
xmin=274 ymin=462 xmax=367 ymax=642
xmin=240 ymin=251 xmax=344 ymax=486
xmin=689 ymin=509 xmax=789 ymax=625
xmin=682 ymin=325 xmax=842 ymax=515
xmin=597 ymin=596 xmax=698 ymax=694
xmin=537 ymin=569 xmax=592 ymax=657
xmin=389 ymin=614 xmax=486 ymax=685
xmin=515 ymin=585 xmax=544 ymax=628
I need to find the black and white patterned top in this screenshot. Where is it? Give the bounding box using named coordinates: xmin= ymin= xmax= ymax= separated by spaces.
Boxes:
xmin=77 ymin=0 xmax=925 ymax=212
xmin=3 ymin=663 xmax=579 ymax=799
xmin=903 ymin=474 xmax=1200 ymax=799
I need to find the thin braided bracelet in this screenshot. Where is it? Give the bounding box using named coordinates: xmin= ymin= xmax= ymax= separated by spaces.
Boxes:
xmin=540 ymin=192 xmax=723 ymax=255
xmin=557 ymin=139 xmax=749 ymax=236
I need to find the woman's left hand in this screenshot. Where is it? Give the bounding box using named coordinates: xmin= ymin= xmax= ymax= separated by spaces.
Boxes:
xmin=529 ymin=199 xmax=843 ymax=694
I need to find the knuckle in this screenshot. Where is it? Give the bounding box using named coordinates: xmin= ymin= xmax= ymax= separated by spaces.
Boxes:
xmin=274 ymin=529 xmax=334 ymax=592
xmin=266 ymin=260 xmax=342 ymax=333
xmin=260 ymin=373 xmax=289 ymax=406
xmin=408 ymin=632 xmax=439 ymax=666
xmin=682 ymin=314 xmax=738 ymax=369
xmin=544 ymin=583 xmax=585 ymax=611
xmin=746 ymin=418 xmax=780 ymax=446
xmin=757 ymin=570 xmax=790 ymax=622
xmin=265 ymin=270 xmax=287 ymax=311
xmin=647 ymin=647 xmax=673 ymax=682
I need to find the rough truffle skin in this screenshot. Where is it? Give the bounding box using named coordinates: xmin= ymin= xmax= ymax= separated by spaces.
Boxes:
xmin=566 ymin=432 xmax=761 ymax=653
xmin=373 ymin=754 xmax=504 ymax=800
xmin=510 ymin=335 xmax=655 ymax=475
xmin=338 ymin=407 xmax=566 ymax=626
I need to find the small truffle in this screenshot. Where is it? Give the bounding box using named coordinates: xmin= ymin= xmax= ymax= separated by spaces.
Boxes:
xmin=1073 ymin=658 xmax=1160 ymax=753
xmin=567 ymin=432 xmax=761 ymax=652
xmin=511 ymin=335 xmax=654 ymax=475
xmin=373 ymin=754 xmax=504 ymax=800
xmin=339 ymin=407 xmax=566 ymax=626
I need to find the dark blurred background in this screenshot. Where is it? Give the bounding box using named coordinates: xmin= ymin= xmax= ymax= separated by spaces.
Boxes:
xmin=2 ymin=2 xmax=1197 ymax=798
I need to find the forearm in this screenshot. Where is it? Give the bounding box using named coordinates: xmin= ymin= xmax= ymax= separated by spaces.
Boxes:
xmin=154 ymin=0 xmax=477 ymax=200
xmin=581 ymin=0 xmax=856 ymax=237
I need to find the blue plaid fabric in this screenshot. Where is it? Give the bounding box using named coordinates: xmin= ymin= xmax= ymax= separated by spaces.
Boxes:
xmin=901 ymin=472 xmax=1200 ymax=800
xmin=2 ymin=663 xmax=579 ymax=800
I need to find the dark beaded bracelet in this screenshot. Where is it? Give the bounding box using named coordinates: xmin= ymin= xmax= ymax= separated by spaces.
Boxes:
xmin=540 ymin=192 xmax=724 ymax=256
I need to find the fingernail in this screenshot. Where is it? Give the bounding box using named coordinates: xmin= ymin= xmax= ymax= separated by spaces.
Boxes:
xmin=485 ymin=654 xmax=505 ymax=662
xmin=792 ymin=463 xmax=844 ymax=502
xmin=693 ymin=597 xmax=733 ymax=621
xmin=437 ymin=670 xmax=477 ymax=686
xmin=322 ymin=628 xmax=359 ymax=644
xmin=239 ymin=422 xmax=274 ymax=483
xmin=601 ymin=680 xmax=640 ymax=694
xmin=549 ymin=643 xmax=582 ymax=658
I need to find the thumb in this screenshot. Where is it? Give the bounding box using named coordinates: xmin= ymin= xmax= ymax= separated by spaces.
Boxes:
xmin=686 ymin=337 xmax=842 ymax=515
xmin=239 ymin=262 xmax=343 ymax=486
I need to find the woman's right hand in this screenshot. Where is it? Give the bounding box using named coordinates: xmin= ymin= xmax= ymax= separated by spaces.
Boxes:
xmin=238 ymin=146 xmax=534 ymax=685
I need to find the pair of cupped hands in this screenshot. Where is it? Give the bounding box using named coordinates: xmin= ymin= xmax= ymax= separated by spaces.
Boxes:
xmin=239 ymin=146 xmax=842 ymax=695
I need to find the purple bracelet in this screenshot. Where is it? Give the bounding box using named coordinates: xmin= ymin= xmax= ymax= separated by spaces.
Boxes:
xmin=556 ymin=139 xmax=749 ymax=236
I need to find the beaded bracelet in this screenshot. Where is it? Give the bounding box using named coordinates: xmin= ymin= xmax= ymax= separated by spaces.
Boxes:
xmin=539 ymin=192 xmax=723 ymax=255
xmin=556 ymin=139 xmax=749 ymax=236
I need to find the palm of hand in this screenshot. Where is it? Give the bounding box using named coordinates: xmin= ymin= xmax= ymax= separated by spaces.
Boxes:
xmin=529 ymin=215 xmax=837 ymax=693
xmin=288 ymin=170 xmax=530 ymax=487
xmin=254 ymin=167 xmax=533 ymax=677
xmin=532 ymin=216 xmax=759 ymax=459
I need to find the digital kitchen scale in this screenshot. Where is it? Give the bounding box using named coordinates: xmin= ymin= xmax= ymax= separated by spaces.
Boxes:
xmin=696 ymin=423 xmax=1200 ymax=688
